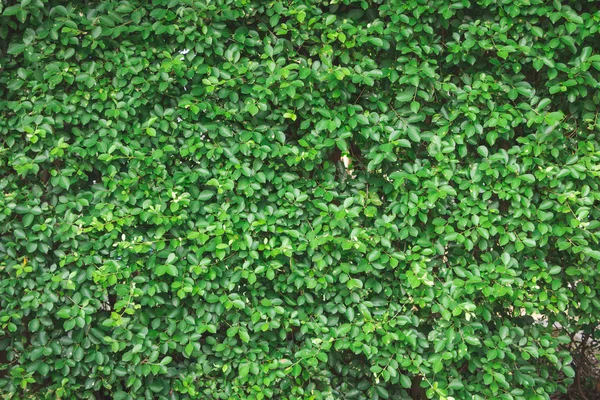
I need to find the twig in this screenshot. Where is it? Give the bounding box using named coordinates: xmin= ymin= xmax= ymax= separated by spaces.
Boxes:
xmin=575 ymin=333 xmax=590 ymax=400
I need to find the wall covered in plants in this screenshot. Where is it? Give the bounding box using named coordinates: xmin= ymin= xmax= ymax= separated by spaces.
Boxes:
xmin=1 ymin=0 xmax=600 ymax=399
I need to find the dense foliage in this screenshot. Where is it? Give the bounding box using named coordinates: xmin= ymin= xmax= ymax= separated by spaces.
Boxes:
xmin=1 ymin=0 xmax=600 ymax=399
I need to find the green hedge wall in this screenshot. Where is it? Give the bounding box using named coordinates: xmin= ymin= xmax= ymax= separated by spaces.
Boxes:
xmin=1 ymin=0 xmax=600 ymax=399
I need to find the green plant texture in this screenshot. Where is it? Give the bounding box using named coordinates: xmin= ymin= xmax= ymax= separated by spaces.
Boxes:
xmin=1 ymin=0 xmax=600 ymax=399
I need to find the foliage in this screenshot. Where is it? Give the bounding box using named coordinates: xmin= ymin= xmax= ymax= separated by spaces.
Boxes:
xmin=1 ymin=0 xmax=600 ymax=399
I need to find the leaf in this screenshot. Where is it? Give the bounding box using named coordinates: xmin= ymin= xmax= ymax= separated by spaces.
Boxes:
xmin=198 ymin=190 xmax=214 ymax=200
xmin=239 ymin=330 xmax=250 ymax=343
xmin=407 ymin=126 xmax=420 ymax=142
xmin=400 ymin=375 xmax=412 ymax=389
xmin=166 ymin=253 xmax=177 ymax=264
xmin=2 ymin=4 xmax=21 ymax=16
xmin=232 ymin=299 xmax=246 ymax=309
xmin=477 ymin=146 xmax=489 ymax=157
xmin=448 ymin=379 xmax=463 ymax=389
xmin=396 ymin=89 xmax=415 ymax=103
xmin=368 ymin=250 xmax=380 ymax=262
xmin=463 ymin=38 xmax=476 ymax=49
xmin=585 ymin=248 xmax=600 ymax=260
xmin=23 ymin=28 xmax=35 ymax=45
xmin=8 ymin=43 xmax=25 ymax=55
xmin=239 ymin=363 xmax=250 ymax=378
xmin=410 ymin=101 xmax=420 ymax=113
xmin=246 ymin=104 xmax=259 ymax=116
xmin=464 ymin=336 xmax=481 ymax=346
xmin=64 ymin=48 xmax=75 ymax=59
xmin=297 ymin=10 xmax=306 ymax=23
xmin=165 ymin=264 xmax=178 ymax=277
xmin=548 ymin=266 xmax=561 ymax=275
xmin=92 ymin=26 xmax=102 ymax=39
xmin=397 ymin=139 xmax=411 ymax=148
xmin=370 ymin=37 xmax=384 ymax=47
xmin=563 ymin=366 xmax=575 ymax=378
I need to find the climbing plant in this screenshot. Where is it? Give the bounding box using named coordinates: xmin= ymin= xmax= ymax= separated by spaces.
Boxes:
xmin=1 ymin=0 xmax=600 ymax=399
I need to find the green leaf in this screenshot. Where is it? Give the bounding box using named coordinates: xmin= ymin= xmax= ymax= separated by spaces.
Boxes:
xmin=297 ymin=10 xmax=306 ymax=23
xmin=246 ymin=104 xmax=259 ymax=116
xmin=92 ymin=26 xmax=102 ymax=39
xmin=185 ymin=343 xmax=193 ymax=357
xmin=396 ymin=89 xmax=415 ymax=103
xmin=448 ymin=379 xmax=463 ymax=389
xmin=23 ymin=28 xmax=35 ymax=45
xmin=545 ymin=111 xmax=564 ymax=125
xmin=407 ymin=127 xmax=420 ymax=142
xmin=584 ymin=248 xmax=600 ymax=260
xmin=400 ymin=375 xmax=412 ymax=389
xmin=232 ymin=299 xmax=246 ymax=309
xmin=239 ymin=363 xmax=250 ymax=378
xmin=465 ymin=336 xmax=481 ymax=346
xmin=239 ymin=329 xmax=250 ymax=343
xmin=563 ymin=366 xmax=575 ymax=378
xmin=165 ymin=264 xmax=178 ymax=277
xmin=397 ymin=139 xmax=411 ymax=148
xmin=64 ymin=48 xmax=75 ymax=59
xmin=410 ymin=101 xmax=420 ymax=113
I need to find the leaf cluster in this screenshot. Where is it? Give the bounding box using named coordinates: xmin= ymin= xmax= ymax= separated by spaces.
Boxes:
xmin=1 ymin=0 xmax=600 ymax=399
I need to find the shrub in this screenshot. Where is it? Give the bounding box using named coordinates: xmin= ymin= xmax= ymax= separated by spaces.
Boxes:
xmin=1 ymin=1 xmax=599 ymax=399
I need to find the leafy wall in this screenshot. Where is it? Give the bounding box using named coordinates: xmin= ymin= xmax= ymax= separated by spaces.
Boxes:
xmin=1 ymin=0 xmax=600 ymax=399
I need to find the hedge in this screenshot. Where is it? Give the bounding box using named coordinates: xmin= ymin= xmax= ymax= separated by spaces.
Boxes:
xmin=1 ymin=0 xmax=600 ymax=399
